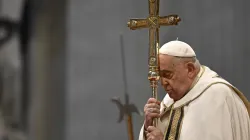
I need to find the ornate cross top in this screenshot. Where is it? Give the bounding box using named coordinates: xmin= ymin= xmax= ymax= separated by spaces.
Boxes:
xmin=127 ymin=0 xmax=181 ymax=127
xmin=127 ymin=0 xmax=181 ymax=30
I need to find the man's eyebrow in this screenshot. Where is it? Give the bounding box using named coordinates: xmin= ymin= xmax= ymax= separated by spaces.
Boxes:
xmin=160 ymin=70 xmax=172 ymax=73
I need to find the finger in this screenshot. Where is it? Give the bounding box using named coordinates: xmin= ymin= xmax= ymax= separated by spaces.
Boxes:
xmin=146 ymin=108 xmax=160 ymax=114
xmin=148 ymin=113 xmax=161 ymax=118
xmin=147 ymin=135 xmax=155 ymax=140
xmin=147 ymin=98 xmax=161 ymax=105
xmin=145 ymin=113 xmax=160 ymax=118
xmin=146 ymin=133 xmax=151 ymax=138
xmin=145 ymin=131 xmax=149 ymax=136
xmin=144 ymin=104 xmax=160 ymax=114
xmin=147 ymin=126 xmax=157 ymax=132
xmin=146 ymin=103 xmax=160 ymax=109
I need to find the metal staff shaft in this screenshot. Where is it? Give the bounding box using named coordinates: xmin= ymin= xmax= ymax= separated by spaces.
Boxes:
xmin=148 ymin=24 xmax=160 ymax=127
xmin=127 ymin=0 xmax=181 ymax=127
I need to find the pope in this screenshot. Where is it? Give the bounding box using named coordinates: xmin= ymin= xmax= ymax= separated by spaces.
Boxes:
xmin=139 ymin=40 xmax=250 ymax=140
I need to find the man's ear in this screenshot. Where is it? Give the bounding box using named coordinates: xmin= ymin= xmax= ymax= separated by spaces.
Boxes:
xmin=186 ymin=62 xmax=196 ymax=78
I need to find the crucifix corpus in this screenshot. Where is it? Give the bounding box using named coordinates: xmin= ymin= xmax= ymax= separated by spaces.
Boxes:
xmin=127 ymin=0 xmax=181 ymax=127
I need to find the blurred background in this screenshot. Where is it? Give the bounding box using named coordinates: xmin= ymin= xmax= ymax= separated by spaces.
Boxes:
xmin=0 ymin=0 xmax=249 ymax=140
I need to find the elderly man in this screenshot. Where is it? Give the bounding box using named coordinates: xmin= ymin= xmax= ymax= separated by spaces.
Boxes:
xmin=139 ymin=40 xmax=250 ymax=140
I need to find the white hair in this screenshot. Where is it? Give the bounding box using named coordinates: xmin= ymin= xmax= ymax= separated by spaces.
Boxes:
xmin=173 ymin=56 xmax=201 ymax=69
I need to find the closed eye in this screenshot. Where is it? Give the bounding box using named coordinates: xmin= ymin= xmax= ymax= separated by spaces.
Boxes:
xmin=160 ymin=70 xmax=173 ymax=79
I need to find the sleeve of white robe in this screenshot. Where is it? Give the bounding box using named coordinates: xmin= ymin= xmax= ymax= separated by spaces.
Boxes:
xmin=180 ymin=83 xmax=250 ymax=140
xmin=138 ymin=124 xmax=146 ymax=140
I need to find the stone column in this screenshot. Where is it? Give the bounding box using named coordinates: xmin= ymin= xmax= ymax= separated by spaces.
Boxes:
xmin=28 ymin=0 xmax=67 ymax=140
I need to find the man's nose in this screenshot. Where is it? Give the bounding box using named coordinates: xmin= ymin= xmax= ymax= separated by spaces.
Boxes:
xmin=160 ymin=77 xmax=169 ymax=85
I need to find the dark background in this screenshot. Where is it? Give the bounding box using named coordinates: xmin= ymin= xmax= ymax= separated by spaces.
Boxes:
xmin=0 ymin=0 xmax=249 ymax=140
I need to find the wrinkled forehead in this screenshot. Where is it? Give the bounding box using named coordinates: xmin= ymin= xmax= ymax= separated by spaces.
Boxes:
xmin=159 ymin=54 xmax=176 ymax=71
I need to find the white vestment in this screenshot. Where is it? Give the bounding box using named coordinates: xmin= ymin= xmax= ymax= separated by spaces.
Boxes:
xmin=139 ymin=65 xmax=250 ymax=140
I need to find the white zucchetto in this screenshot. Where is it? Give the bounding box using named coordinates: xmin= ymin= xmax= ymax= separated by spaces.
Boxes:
xmin=159 ymin=40 xmax=196 ymax=57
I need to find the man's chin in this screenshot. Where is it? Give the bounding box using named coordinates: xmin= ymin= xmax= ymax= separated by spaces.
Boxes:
xmin=167 ymin=91 xmax=173 ymax=97
xmin=168 ymin=93 xmax=173 ymax=98
xmin=168 ymin=92 xmax=182 ymax=101
xmin=167 ymin=91 xmax=177 ymax=100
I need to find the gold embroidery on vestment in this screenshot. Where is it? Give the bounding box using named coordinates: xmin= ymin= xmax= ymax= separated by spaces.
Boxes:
xmin=164 ymin=107 xmax=184 ymax=140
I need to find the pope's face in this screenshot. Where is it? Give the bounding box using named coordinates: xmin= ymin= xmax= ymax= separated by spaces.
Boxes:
xmin=159 ymin=54 xmax=193 ymax=101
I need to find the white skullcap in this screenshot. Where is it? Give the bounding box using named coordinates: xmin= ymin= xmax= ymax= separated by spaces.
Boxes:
xmin=159 ymin=40 xmax=196 ymax=57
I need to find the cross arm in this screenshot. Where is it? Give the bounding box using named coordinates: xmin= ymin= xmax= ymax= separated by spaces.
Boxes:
xmin=159 ymin=15 xmax=181 ymax=26
xmin=127 ymin=18 xmax=148 ymax=30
